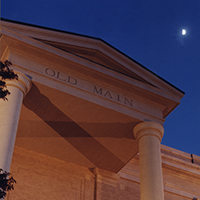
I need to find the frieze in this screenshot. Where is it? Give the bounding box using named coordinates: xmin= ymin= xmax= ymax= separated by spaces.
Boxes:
xmin=45 ymin=68 xmax=135 ymax=108
xmin=45 ymin=68 xmax=77 ymax=85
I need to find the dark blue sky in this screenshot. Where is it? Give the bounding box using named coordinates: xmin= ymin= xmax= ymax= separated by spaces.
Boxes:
xmin=2 ymin=0 xmax=200 ymax=156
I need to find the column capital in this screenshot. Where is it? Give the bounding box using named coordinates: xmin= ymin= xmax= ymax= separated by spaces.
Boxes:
xmin=133 ymin=121 xmax=164 ymax=142
xmin=6 ymin=71 xmax=32 ymax=97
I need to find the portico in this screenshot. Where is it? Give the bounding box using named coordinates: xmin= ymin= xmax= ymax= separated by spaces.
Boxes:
xmin=0 ymin=19 xmax=185 ymax=200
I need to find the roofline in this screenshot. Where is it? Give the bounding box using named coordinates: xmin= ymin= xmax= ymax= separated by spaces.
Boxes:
xmin=0 ymin=18 xmax=185 ymax=95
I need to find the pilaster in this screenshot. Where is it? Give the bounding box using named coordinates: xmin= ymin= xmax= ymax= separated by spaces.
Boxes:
xmin=93 ymin=168 xmax=119 ymax=200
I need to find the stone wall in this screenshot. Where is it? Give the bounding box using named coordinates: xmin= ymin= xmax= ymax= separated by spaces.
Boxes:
xmin=7 ymin=145 xmax=200 ymax=200
xmin=7 ymin=146 xmax=95 ymax=200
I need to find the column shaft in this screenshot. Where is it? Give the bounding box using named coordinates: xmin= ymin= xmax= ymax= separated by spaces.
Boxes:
xmin=0 ymin=86 xmax=23 ymax=171
xmin=134 ymin=122 xmax=164 ymax=200
xmin=0 ymin=72 xmax=31 ymax=171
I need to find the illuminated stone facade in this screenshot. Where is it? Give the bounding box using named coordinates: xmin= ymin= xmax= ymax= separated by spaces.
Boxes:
xmin=0 ymin=19 xmax=199 ymax=199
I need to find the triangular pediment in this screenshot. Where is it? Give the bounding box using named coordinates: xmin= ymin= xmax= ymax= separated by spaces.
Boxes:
xmin=35 ymin=39 xmax=155 ymax=86
xmin=1 ymin=19 xmax=154 ymax=86
xmin=1 ymin=18 xmax=184 ymax=97
xmin=0 ymin=19 xmax=184 ymax=172
xmin=0 ymin=18 xmax=185 ymax=125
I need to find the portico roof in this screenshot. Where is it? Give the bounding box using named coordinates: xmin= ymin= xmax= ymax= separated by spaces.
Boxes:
xmin=0 ymin=18 xmax=184 ymax=172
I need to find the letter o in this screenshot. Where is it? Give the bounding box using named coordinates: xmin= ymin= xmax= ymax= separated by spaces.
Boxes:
xmin=45 ymin=68 xmax=56 ymax=77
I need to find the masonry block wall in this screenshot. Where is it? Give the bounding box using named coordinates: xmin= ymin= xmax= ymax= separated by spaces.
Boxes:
xmin=7 ymin=145 xmax=200 ymax=200
xmin=7 ymin=146 xmax=95 ymax=200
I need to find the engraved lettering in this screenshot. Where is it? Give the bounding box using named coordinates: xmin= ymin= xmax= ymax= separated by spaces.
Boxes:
xmin=45 ymin=68 xmax=55 ymax=77
xmin=45 ymin=68 xmax=77 ymax=85
xmin=124 ymin=97 xmax=133 ymax=107
xmin=93 ymin=86 xmax=103 ymax=95
xmin=57 ymin=72 xmax=67 ymax=81
xmin=117 ymin=94 xmax=121 ymax=102
xmin=104 ymin=91 xmax=113 ymax=99
xmin=45 ymin=68 xmax=134 ymax=109
xmin=68 ymin=76 xmax=77 ymax=85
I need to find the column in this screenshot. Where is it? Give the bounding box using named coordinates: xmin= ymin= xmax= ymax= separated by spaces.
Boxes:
xmin=0 ymin=71 xmax=31 ymax=171
xmin=133 ymin=122 xmax=164 ymax=200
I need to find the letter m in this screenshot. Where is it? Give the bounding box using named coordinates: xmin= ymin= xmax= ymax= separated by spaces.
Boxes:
xmin=93 ymin=86 xmax=103 ymax=95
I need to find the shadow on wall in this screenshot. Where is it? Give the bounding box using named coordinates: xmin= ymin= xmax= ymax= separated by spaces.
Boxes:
xmin=23 ymin=83 xmax=137 ymax=172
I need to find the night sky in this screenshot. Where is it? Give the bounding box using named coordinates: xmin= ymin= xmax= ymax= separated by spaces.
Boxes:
xmin=1 ymin=0 xmax=200 ymax=156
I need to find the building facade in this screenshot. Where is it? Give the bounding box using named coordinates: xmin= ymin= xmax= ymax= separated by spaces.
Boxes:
xmin=0 ymin=19 xmax=199 ymax=200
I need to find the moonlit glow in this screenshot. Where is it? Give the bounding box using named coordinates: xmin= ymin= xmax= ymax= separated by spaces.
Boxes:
xmin=182 ymin=29 xmax=186 ymax=35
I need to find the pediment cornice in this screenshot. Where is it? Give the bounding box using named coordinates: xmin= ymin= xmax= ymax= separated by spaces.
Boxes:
xmin=1 ymin=19 xmax=184 ymax=120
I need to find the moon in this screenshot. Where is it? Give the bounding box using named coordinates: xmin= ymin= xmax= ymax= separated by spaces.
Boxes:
xmin=182 ymin=29 xmax=186 ymax=35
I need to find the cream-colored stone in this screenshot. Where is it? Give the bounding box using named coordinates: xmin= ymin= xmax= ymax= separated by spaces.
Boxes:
xmin=0 ymin=72 xmax=31 ymax=171
xmin=133 ymin=122 xmax=164 ymax=200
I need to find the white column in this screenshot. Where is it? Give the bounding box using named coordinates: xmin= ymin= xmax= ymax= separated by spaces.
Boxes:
xmin=0 ymin=71 xmax=31 ymax=171
xmin=133 ymin=122 xmax=164 ymax=200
